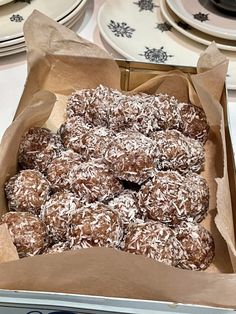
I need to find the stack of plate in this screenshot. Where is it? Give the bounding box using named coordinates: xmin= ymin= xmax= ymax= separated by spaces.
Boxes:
xmin=98 ymin=0 xmax=236 ymax=89
xmin=0 ymin=0 xmax=87 ymax=57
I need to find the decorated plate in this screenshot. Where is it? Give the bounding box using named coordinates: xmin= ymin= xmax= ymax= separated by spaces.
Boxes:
xmin=160 ymin=0 xmax=236 ymax=52
xmin=97 ymin=0 xmax=236 ymax=89
xmin=166 ymin=0 xmax=236 ymax=40
xmin=0 ymin=0 xmax=83 ymax=41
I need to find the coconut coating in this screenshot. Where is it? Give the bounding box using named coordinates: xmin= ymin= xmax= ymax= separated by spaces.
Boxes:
xmin=46 ymin=150 xmax=82 ymax=191
xmin=66 ymin=85 xmax=124 ymax=127
xmin=108 ymin=93 xmax=181 ymax=135
xmin=40 ymin=191 xmax=83 ymax=242
xmin=77 ymin=126 xmax=115 ymax=161
xmin=138 ymin=171 xmax=209 ymax=226
xmin=58 ymin=116 xmax=91 ymax=153
xmin=18 ymin=127 xmax=63 ymax=173
xmin=108 ymin=190 xmax=146 ymax=229
xmin=178 ymin=103 xmax=209 ymax=143
xmin=70 ymin=160 xmax=123 ymax=203
xmin=5 ymin=169 xmax=51 ymax=215
xmin=123 ymin=221 xmax=185 ymax=266
xmin=68 ymin=202 xmax=123 ymax=248
xmin=175 ymin=221 xmax=215 ymax=270
xmin=150 ymin=129 xmax=205 ymax=173
xmin=104 ymin=130 xmax=156 ymax=184
xmin=44 ymin=241 xmax=70 ymax=255
xmin=1 ymin=212 xmax=48 ymax=258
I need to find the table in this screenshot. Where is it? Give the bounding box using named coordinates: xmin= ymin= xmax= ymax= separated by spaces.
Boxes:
xmin=0 ymin=0 xmax=235 ymax=160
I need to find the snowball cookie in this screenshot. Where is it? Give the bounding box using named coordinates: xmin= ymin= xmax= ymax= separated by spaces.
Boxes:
xmin=123 ymin=221 xmax=184 ymax=267
xmin=108 ymin=93 xmax=181 ymax=135
xmin=76 ymin=126 xmax=115 ymax=161
xmin=58 ymin=116 xmax=91 ymax=153
xmin=108 ymin=190 xmax=146 ymax=229
xmin=1 ymin=212 xmax=48 ymax=258
xmin=138 ymin=171 xmax=209 ymax=226
xmin=66 ymin=85 xmax=124 ymax=127
xmin=40 ymin=191 xmax=83 ymax=242
xmin=68 ymin=202 xmax=123 ymax=248
xmin=104 ymin=130 xmax=156 ymax=184
xmin=5 ymin=169 xmax=51 ymax=215
xmin=150 ymin=129 xmax=205 ymax=173
xmin=178 ymin=103 xmax=209 ymax=143
xmin=18 ymin=127 xmax=63 ymax=173
xmin=70 ymin=159 xmax=123 ymax=203
xmin=46 ymin=150 xmax=82 ymax=191
xmin=174 ymin=221 xmax=215 ymax=270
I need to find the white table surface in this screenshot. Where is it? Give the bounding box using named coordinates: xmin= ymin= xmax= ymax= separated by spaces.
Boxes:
xmin=0 ymin=0 xmax=235 ymax=159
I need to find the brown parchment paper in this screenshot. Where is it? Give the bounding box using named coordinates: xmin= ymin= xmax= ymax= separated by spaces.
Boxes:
xmin=0 ymin=10 xmax=235 ymax=308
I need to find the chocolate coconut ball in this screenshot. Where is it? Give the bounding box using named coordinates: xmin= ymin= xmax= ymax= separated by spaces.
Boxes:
xmin=66 ymin=85 xmax=124 ymax=127
xmin=70 ymin=160 xmax=123 ymax=203
xmin=123 ymin=221 xmax=185 ymax=266
xmin=58 ymin=116 xmax=91 ymax=153
xmin=5 ymin=169 xmax=51 ymax=215
xmin=77 ymin=126 xmax=115 ymax=161
xmin=18 ymin=127 xmax=63 ymax=173
xmin=150 ymin=129 xmax=205 ymax=173
xmin=68 ymin=202 xmax=123 ymax=248
xmin=40 ymin=191 xmax=83 ymax=242
xmin=178 ymin=103 xmax=209 ymax=143
xmin=175 ymin=221 xmax=215 ymax=270
xmin=108 ymin=190 xmax=146 ymax=229
xmin=108 ymin=93 xmax=181 ymax=135
xmin=104 ymin=130 xmax=156 ymax=184
xmin=43 ymin=241 xmax=70 ymax=255
xmin=46 ymin=150 xmax=82 ymax=191
xmin=1 ymin=212 xmax=48 ymax=258
xmin=138 ymin=171 xmax=209 ymax=226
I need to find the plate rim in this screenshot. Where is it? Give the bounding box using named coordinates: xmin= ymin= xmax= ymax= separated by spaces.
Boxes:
xmin=97 ymin=0 xmax=236 ymax=90
xmin=166 ymin=0 xmax=236 ymax=40
xmin=0 ymin=0 xmax=83 ymax=42
xmin=160 ymin=0 xmax=236 ymax=52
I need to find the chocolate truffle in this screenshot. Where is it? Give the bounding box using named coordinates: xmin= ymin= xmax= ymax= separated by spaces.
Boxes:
xmin=18 ymin=127 xmax=63 ymax=173
xmin=123 ymin=221 xmax=185 ymax=266
xmin=108 ymin=190 xmax=146 ymax=229
xmin=138 ymin=171 xmax=209 ymax=226
xmin=46 ymin=150 xmax=82 ymax=191
xmin=5 ymin=169 xmax=51 ymax=215
xmin=70 ymin=159 xmax=123 ymax=203
xmin=175 ymin=221 xmax=215 ymax=270
xmin=68 ymin=202 xmax=123 ymax=248
xmin=1 ymin=211 xmax=48 ymax=258
xmin=178 ymin=102 xmax=209 ymax=143
xmin=150 ymin=129 xmax=205 ymax=173
xmin=40 ymin=191 xmax=82 ymax=242
xmin=104 ymin=130 xmax=156 ymax=184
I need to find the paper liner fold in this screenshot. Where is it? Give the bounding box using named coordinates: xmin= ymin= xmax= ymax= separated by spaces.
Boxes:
xmin=0 ymin=11 xmax=235 ymax=308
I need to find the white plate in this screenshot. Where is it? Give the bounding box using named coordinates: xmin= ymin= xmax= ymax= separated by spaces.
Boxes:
xmin=0 ymin=0 xmax=86 ymax=50
xmin=0 ymin=0 xmax=13 ymax=6
xmin=0 ymin=45 xmax=25 ymax=57
xmin=160 ymin=0 xmax=236 ymax=52
xmin=166 ymin=0 xmax=236 ymax=40
xmin=97 ymin=0 xmax=236 ymax=89
xmin=0 ymin=0 xmax=83 ymax=42
xmin=0 ymin=41 xmax=25 ymax=52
